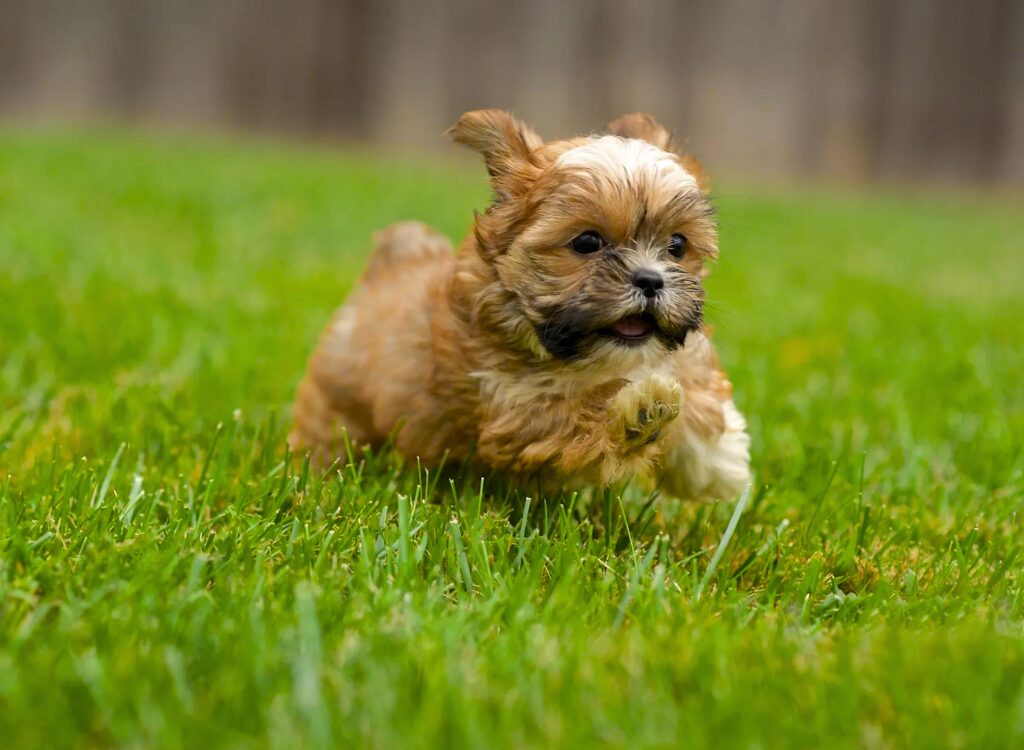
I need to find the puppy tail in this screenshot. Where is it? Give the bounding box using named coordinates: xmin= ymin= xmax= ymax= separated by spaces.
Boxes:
xmin=363 ymin=221 xmax=454 ymax=282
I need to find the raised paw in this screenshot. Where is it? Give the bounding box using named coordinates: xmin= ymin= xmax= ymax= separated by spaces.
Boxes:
xmin=609 ymin=374 xmax=684 ymax=451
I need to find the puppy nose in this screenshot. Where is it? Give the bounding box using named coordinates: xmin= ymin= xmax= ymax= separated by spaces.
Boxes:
xmin=631 ymin=269 xmax=664 ymax=298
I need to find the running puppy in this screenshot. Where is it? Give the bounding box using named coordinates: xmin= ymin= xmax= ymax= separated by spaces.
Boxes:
xmin=291 ymin=110 xmax=750 ymax=500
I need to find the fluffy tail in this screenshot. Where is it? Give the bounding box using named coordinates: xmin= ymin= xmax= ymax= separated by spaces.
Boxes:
xmin=363 ymin=221 xmax=453 ymax=282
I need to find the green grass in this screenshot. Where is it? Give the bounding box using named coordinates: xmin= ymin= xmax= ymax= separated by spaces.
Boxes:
xmin=1 ymin=128 xmax=1022 ymax=749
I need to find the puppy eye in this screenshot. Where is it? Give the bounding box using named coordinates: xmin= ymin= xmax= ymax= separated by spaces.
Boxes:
xmin=569 ymin=231 xmax=604 ymax=255
xmin=667 ymin=234 xmax=688 ymax=258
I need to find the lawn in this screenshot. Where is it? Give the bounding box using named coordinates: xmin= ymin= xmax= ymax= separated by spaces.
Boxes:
xmin=1 ymin=129 xmax=1022 ymax=749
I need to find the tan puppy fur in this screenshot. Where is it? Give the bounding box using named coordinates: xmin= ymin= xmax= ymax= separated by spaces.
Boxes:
xmin=290 ymin=111 xmax=751 ymax=501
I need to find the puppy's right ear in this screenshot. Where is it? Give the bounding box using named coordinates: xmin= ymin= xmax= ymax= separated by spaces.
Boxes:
xmin=447 ymin=110 xmax=543 ymax=197
xmin=607 ymin=112 xmax=710 ymax=193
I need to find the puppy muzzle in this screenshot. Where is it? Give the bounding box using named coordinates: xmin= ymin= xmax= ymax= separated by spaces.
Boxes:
xmin=534 ymin=298 xmax=701 ymax=360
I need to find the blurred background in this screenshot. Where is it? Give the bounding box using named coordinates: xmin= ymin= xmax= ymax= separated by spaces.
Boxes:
xmin=1 ymin=0 xmax=1022 ymax=187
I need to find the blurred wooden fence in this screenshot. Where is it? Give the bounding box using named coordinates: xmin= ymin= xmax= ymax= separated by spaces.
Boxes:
xmin=1 ymin=0 xmax=1022 ymax=185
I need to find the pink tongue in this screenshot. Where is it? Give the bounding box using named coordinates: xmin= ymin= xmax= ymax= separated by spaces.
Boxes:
xmin=610 ymin=315 xmax=651 ymax=337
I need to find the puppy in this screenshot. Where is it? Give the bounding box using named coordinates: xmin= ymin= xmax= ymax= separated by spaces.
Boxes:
xmin=290 ymin=110 xmax=750 ymax=501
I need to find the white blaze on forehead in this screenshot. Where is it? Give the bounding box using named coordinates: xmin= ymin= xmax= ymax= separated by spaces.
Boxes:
xmin=555 ymin=135 xmax=698 ymax=193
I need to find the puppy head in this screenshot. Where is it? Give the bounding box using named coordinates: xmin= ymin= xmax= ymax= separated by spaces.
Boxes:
xmin=449 ymin=110 xmax=717 ymax=369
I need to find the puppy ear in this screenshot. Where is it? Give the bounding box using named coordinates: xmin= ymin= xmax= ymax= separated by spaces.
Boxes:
xmin=447 ymin=110 xmax=543 ymax=192
xmin=606 ymin=112 xmax=672 ymax=150
xmin=607 ymin=112 xmax=711 ymax=192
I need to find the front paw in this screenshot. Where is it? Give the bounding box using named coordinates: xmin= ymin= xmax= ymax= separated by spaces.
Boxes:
xmin=609 ymin=374 xmax=684 ymax=451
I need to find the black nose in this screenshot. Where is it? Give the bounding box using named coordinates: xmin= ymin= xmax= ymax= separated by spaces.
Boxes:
xmin=631 ymin=269 xmax=664 ymax=298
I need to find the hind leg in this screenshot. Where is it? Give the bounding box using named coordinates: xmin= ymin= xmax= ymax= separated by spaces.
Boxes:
xmin=289 ymin=369 xmax=377 ymax=468
xmin=290 ymin=221 xmax=453 ymax=467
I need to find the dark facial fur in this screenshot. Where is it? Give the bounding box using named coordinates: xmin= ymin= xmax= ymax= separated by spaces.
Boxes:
xmin=534 ymin=257 xmax=705 ymax=360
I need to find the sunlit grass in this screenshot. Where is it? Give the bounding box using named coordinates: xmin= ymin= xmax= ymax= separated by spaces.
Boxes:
xmin=1 ymin=129 xmax=1022 ymax=749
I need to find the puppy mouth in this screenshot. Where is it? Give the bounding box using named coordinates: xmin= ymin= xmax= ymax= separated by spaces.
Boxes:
xmin=603 ymin=313 xmax=658 ymax=343
xmin=535 ymin=306 xmax=696 ymax=359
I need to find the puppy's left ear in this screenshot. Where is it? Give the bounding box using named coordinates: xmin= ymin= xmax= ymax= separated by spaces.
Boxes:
xmin=606 ymin=113 xmax=673 ymax=151
xmin=607 ymin=112 xmax=710 ymax=192
xmin=447 ymin=110 xmax=543 ymax=198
